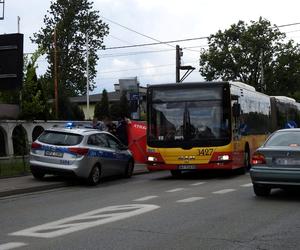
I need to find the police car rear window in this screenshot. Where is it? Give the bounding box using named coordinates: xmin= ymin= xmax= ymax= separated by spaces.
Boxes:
xmin=38 ymin=131 xmax=83 ymax=146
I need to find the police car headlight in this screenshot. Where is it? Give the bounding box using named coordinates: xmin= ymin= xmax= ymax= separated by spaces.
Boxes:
xmin=148 ymin=156 xmax=157 ymax=162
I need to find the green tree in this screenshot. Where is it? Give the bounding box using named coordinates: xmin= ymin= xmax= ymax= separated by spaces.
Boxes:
xmin=199 ymin=17 xmax=294 ymax=93
xmin=20 ymin=49 xmax=50 ymax=120
xmin=266 ymin=41 xmax=300 ymax=97
xmin=119 ymin=91 xmax=130 ymax=118
xmin=0 ymin=89 xmax=19 ymax=105
xmin=71 ymin=103 xmax=85 ymax=120
xmin=110 ymin=102 xmax=121 ymax=120
xmin=94 ymin=89 xmax=110 ymax=120
xmin=31 ymin=0 xmax=109 ymax=96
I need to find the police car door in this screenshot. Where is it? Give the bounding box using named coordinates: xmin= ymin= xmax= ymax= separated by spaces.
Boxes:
xmin=104 ymin=134 xmax=129 ymax=175
xmin=87 ymin=134 xmax=114 ymax=177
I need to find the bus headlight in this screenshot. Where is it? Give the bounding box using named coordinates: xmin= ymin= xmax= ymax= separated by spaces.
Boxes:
xmin=218 ymin=155 xmax=230 ymax=161
xmin=148 ymin=156 xmax=157 ymax=162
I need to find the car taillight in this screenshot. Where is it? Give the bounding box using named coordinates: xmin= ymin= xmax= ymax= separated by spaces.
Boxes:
xmin=68 ymin=147 xmax=89 ymax=156
xmin=31 ymin=142 xmax=42 ymax=149
xmin=251 ymin=152 xmax=266 ymax=165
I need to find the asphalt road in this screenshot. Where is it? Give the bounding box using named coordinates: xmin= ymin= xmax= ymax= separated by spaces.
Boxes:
xmin=1 ymin=170 xmax=300 ymax=250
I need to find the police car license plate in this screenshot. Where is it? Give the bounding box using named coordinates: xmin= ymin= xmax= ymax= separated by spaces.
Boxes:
xmin=45 ymin=151 xmax=63 ymax=158
xmin=178 ymin=165 xmax=196 ymax=170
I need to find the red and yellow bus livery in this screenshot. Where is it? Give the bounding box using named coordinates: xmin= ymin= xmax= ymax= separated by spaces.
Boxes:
xmin=146 ymin=81 xmax=300 ymax=176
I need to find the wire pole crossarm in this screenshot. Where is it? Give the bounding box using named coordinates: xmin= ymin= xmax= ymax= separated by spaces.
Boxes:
xmin=180 ymin=66 xmax=195 ymax=82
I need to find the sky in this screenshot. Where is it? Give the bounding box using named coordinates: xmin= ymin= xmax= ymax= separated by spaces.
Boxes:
xmin=1 ymin=0 xmax=300 ymax=95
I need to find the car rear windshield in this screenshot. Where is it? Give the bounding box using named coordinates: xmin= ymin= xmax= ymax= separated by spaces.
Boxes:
xmin=38 ymin=131 xmax=83 ymax=146
xmin=265 ymin=131 xmax=300 ymax=147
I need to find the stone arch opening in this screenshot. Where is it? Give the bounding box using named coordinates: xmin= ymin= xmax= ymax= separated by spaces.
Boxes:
xmin=32 ymin=126 xmax=44 ymax=142
xmin=12 ymin=125 xmax=28 ymax=156
xmin=0 ymin=126 xmax=7 ymax=156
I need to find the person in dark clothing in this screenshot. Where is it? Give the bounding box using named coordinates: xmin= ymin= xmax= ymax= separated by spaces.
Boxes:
xmin=116 ymin=117 xmax=128 ymax=145
xmin=103 ymin=117 xmax=117 ymax=136
xmin=92 ymin=117 xmax=105 ymax=130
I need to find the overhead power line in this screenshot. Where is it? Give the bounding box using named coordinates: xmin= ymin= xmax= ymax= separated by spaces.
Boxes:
xmin=277 ymin=22 xmax=300 ymax=28
xmin=98 ymin=60 xmax=199 ymax=75
xmin=24 ymin=21 xmax=300 ymax=55
xmin=105 ymin=36 xmax=209 ymax=50
xmin=99 ymin=63 xmax=174 ymax=74
xmin=100 ymin=15 xmax=175 ymax=49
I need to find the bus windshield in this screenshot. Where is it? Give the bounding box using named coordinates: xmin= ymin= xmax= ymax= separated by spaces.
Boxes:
xmin=148 ymin=86 xmax=231 ymax=148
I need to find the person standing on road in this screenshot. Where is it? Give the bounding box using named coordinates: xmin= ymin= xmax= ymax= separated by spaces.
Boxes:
xmin=116 ymin=117 xmax=128 ymax=145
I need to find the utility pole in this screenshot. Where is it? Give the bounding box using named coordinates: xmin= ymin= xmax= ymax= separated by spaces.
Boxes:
xmin=17 ymin=16 xmax=20 ymax=33
xmin=260 ymin=49 xmax=265 ymax=93
xmin=0 ymin=0 xmax=4 ymax=20
xmin=175 ymin=44 xmax=195 ymax=83
xmin=86 ymin=33 xmax=90 ymax=120
xmin=53 ymin=27 xmax=58 ymax=119
xmin=176 ymin=45 xmax=182 ymax=83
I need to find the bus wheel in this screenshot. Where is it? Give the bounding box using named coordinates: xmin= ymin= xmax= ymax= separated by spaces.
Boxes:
xmin=244 ymin=148 xmax=251 ymax=170
xmin=170 ymin=170 xmax=182 ymax=177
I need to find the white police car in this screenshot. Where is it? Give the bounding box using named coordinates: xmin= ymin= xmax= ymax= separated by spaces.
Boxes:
xmin=30 ymin=124 xmax=134 ymax=185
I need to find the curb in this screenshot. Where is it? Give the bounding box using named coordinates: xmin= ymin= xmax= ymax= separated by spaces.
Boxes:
xmin=0 ymin=183 xmax=67 ymax=198
xmin=0 ymin=165 xmax=149 ymax=198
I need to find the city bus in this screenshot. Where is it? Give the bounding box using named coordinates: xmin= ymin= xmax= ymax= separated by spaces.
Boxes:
xmin=146 ymin=81 xmax=293 ymax=176
xmin=270 ymin=96 xmax=300 ymax=130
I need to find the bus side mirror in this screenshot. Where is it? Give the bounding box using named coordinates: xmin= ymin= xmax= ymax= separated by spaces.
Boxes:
xmin=232 ymin=103 xmax=241 ymax=117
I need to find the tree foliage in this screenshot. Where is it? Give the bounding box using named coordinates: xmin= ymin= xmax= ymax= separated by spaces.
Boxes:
xmin=94 ymin=89 xmax=110 ymax=120
xmin=31 ymin=0 xmax=109 ymax=96
xmin=110 ymin=102 xmax=121 ymax=120
xmin=199 ymin=17 xmax=300 ymax=96
xmin=119 ymin=91 xmax=130 ymax=118
xmin=20 ymin=49 xmax=50 ymax=120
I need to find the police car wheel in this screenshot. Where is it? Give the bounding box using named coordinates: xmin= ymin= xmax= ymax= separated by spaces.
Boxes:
xmin=124 ymin=160 xmax=134 ymax=178
xmin=31 ymin=170 xmax=45 ymax=180
xmin=88 ymin=165 xmax=101 ymax=185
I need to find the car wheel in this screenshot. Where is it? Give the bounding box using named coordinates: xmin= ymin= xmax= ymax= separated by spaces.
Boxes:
xmin=253 ymin=184 xmax=271 ymax=197
xmin=31 ymin=169 xmax=45 ymax=180
xmin=124 ymin=159 xmax=134 ymax=178
xmin=170 ymin=170 xmax=182 ymax=177
xmin=87 ymin=165 xmax=101 ymax=186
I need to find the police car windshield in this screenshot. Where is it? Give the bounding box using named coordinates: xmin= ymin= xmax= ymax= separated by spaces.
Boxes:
xmin=38 ymin=131 xmax=83 ymax=146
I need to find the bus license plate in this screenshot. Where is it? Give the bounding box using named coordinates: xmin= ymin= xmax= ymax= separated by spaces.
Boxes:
xmin=178 ymin=165 xmax=196 ymax=170
xmin=45 ymin=151 xmax=63 ymax=158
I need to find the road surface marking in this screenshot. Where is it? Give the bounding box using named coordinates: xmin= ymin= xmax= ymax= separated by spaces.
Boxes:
xmin=134 ymin=196 xmax=158 ymax=201
xmin=0 ymin=242 xmax=27 ymax=250
xmin=10 ymin=204 xmax=159 ymax=239
xmin=240 ymin=183 xmax=253 ymax=187
xmin=212 ymin=189 xmax=236 ymax=194
xmin=177 ymin=197 xmax=205 ymax=203
xmin=190 ymin=182 xmax=206 ymax=186
xmin=166 ymin=188 xmax=185 ymax=193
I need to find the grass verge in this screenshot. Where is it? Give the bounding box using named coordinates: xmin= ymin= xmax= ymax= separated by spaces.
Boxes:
xmin=0 ymin=157 xmax=30 ymax=177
